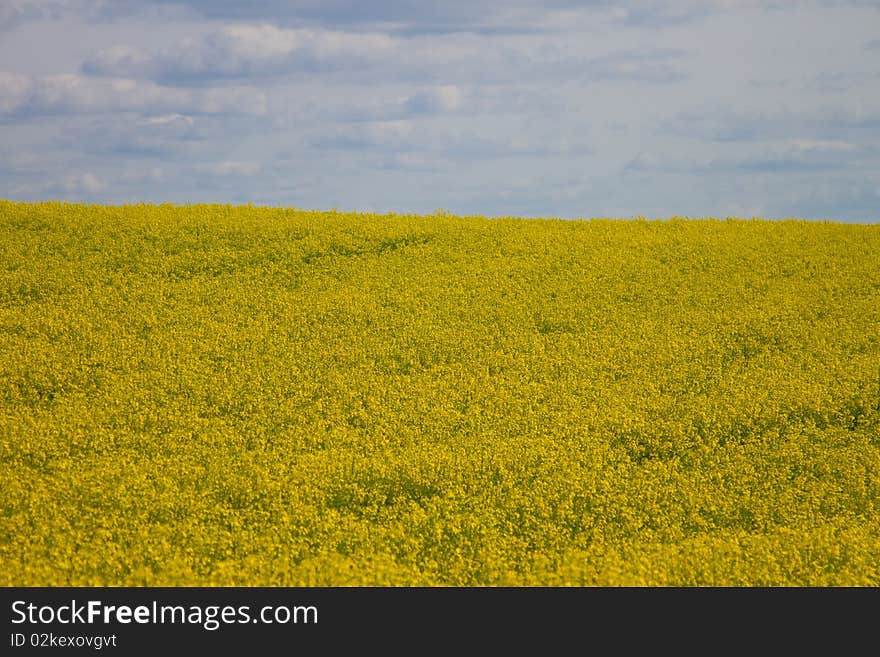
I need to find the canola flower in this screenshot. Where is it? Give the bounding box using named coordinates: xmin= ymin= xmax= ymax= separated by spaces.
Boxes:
xmin=1 ymin=200 xmax=878 ymax=586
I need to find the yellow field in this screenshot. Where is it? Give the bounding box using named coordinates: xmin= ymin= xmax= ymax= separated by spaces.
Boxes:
xmin=1 ymin=200 xmax=879 ymax=585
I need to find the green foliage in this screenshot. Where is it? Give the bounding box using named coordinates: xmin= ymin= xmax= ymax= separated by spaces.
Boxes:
xmin=1 ymin=201 xmax=879 ymax=585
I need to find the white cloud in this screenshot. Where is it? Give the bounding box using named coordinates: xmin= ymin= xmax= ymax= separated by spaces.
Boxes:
xmin=141 ymin=112 xmax=195 ymax=128
xmin=62 ymin=172 xmax=106 ymax=193
xmin=0 ymin=0 xmax=82 ymax=29
xmin=319 ymin=85 xmax=467 ymax=122
xmin=308 ymin=119 xmax=590 ymax=160
xmin=580 ymin=48 xmax=688 ymax=83
xmin=664 ymin=106 xmax=880 ymax=142
xmin=56 ymin=112 xmax=202 ymax=157
xmin=308 ymin=120 xmax=416 ymax=150
xmin=119 ymin=167 xmax=164 ymax=184
xmin=787 ymin=138 xmax=858 ymax=153
xmin=77 ymin=23 xmax=693 ymax=92
xmin=0 ymin=150 xmax=52 ymax=174
xmin=0 ymin=72 xmax=33 ymax=112
xmin=0 ymin=72 xmax=267 ymax=115
xmin=625 ymin=139 xmax=873 ymax=175
xmin=83 ymin=24 xmax=396 ymax=81
xmin=81 ymin=45 xmax=155 ymax=77
xmin=197 ymin=161 xmax=261 ymax=176
xmin=808 ymin=70 xmax=880 ymax=93
xmin=404 ymin=85 xmax=462 ymax=114
xmin=0 ymin=0 xmax=192 ymax=29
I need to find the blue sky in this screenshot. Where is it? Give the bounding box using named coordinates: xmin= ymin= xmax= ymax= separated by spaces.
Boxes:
xmin=1 ymin=1 xmax=878 ymax=221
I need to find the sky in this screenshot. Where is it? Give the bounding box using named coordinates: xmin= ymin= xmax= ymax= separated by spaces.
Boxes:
xmin=1 ymin=0 xmax=878 ymax=221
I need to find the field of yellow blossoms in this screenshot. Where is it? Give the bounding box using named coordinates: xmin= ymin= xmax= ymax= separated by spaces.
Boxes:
xmin=1 ymin=200 xmax=878 ymax=585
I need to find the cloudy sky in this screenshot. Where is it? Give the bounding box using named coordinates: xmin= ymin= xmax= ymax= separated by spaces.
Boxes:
xmin=1 ymin=1 xmax=878 ymax=221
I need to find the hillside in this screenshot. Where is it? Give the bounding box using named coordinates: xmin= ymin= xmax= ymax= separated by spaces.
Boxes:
xmin=2 ymin=201 xmax=879 ymax=585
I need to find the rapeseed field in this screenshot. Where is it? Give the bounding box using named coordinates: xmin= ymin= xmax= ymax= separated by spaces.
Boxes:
xmin=1 ymin=200 xmax=878 ymax=585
